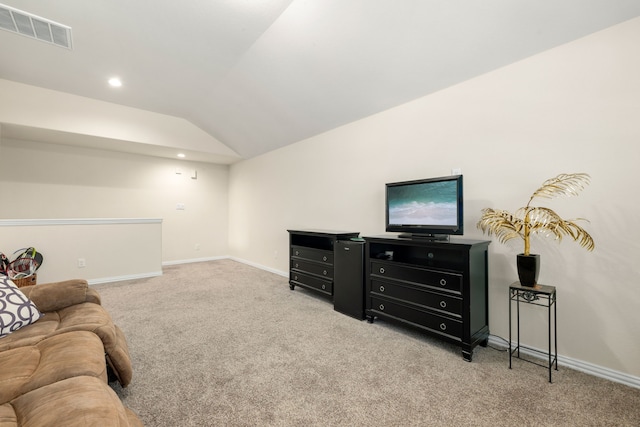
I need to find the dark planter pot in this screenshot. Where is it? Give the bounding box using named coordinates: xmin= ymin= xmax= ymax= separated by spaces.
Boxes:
xmin=517 ymin=254 xmax=540 ymax=287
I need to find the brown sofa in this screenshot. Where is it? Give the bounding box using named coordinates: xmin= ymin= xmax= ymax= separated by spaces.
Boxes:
xmin=0 ymin=278 xmax=143 ymax=426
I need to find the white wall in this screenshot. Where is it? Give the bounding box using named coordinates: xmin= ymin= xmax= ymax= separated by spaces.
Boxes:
xmin=0 ymin=139 xmax=230 ymax=270
xmin=229 ymin=17 xmax=640 ymax=379
xmin=0 ymin=219 xmax=162 ymax=284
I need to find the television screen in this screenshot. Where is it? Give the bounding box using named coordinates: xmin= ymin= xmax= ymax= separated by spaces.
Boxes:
xmin=385 ymin=175 xmax=463 ymax=238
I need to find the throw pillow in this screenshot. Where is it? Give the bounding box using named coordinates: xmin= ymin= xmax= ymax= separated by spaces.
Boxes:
xmin=0 ymin=275 xmax=43 ymax=338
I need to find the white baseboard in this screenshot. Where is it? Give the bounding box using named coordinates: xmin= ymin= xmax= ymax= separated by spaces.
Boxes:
xmin=229 ymin=257 xmax=288 ymax=278
xmin=87 ymin=255 xmax=229 ymax=285
xmin=87 ymin=270 xmax=163 ymax=286
xmin=162 ymin=255 xmax=288 ymax=276
xmin=162 ymin=256 xmax=229 ymax=266
xmin=87 ymin=255 xmax=229 ymax=284
xmin=488 ymin=336 xmax=640 ymax=389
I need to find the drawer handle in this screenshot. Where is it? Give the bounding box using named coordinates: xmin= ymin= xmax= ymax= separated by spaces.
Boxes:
xmin=322 ymin=284 xmax=326 ymax=290
xmin=295 ymin=263 xmax=299 ymax=268
xmin=323 ymin=270 xmax=328 ymax=276
xmin=440 ymin=300 xmax=447 ymax=309
xmin=379 ymin=285 xmax=385 ymax=293
xmin=295 ymin=250 xmax=299 ymax=256
xmin=379 ymin=304 xmax=385 ymax=311
xmin=294 ymin=275 xmax=298 ymax=281
xmin=439 ymin=279 xmax=447 ymax=286
xmin=440 ymin=323 xmax=447 ymax=331
xmin=379 ymin=267 xmax=385 ymax=274
xmin=323 ymin=256 xmax=327 ymax=262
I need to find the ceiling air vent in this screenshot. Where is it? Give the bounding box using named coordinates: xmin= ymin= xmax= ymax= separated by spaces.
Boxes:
xmin=0 ymin=3 xmax=72 ymax=49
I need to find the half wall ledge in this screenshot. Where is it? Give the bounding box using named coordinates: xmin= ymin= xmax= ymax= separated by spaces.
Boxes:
xmin=0 ymin=218 xmax=162 ymax=283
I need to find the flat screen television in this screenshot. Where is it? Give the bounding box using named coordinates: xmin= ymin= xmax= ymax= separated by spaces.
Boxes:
xmin=385 ymin=175 xmax=463 ymax=240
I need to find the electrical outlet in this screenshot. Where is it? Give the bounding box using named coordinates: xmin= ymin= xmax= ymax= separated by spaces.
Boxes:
xmin=195 ymin=243 xmax=200 ymax=251
xmin=176 ymin=203 xmax=185 ymax=210
xmin=78 ymin=258 xmax=86 ymax=268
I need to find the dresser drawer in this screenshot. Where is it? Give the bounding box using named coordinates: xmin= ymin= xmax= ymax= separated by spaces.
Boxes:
xmin=291 ymin=245 xmax=333 ymax=264
xmin=370 ymin=279 xmax=462 ymax=317
xmin=370 ymin=296 xmax=462 ymax=339
xmin=291 ymin=259 xmax=333 ymax=280
xmin=370 ymin=261 xmax=462 ymax=294
xmin=290 ymin=271 xmax=333 ymax=295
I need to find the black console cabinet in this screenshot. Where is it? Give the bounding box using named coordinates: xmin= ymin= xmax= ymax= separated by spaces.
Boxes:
xmin=364 ymin=235 xmax=491 ymax=361
xmin=288 ymin=229 xmax=359 ymax=297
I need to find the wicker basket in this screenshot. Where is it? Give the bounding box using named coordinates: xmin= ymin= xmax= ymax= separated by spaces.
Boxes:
xmin=12 ymin=273 xmax=37 ymax=288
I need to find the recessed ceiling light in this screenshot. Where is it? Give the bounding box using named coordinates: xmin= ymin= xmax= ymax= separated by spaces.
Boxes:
xmin=177 ymin=153 xmax=186 ymax=158
xmin=108 ymin=77 xmax=122 ymax=87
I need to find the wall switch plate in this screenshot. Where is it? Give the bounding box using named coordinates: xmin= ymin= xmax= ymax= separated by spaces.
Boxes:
xmin=176 ymin=203 xmax=185 ymax=210
xmin=451 ymin=168 xmax=462 ymax=175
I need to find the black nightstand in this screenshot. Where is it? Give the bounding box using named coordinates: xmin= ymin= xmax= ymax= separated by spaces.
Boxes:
xmin=509 ymin=282 xmax=558 ymax=382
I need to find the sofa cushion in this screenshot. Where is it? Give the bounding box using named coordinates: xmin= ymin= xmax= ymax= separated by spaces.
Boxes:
xmin=0 ymin=302 xmax=134 ymax=387
xmin=3 ymin=376 xmax=144 ymax=427
xmin=0 ymin=276 xmax=43 ymax=338
xmin=20 ymin=279 xmax=101 ymax=312
xmin=0 ymin=302 xmax=107 ymax=350
xmin=0 ymin=331 xmax=108 ymax=404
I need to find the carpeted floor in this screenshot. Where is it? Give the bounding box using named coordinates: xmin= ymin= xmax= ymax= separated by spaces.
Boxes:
xmin=96 ymin=259 xmax=640 ymax=426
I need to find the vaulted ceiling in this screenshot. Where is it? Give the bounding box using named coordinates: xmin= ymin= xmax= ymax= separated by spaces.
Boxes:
xmin=2 ymin=1 xmax=640 ymax=163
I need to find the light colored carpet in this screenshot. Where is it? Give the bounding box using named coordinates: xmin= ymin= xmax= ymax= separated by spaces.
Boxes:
xmin=96 ymin=259 xmax=640 ymax=426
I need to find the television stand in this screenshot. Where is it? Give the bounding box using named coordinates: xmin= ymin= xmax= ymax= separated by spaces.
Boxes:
xmin=364 ymin=235 xmax=491 ymax=361
xmin=398 ymin=233 xmax=450 ymax=241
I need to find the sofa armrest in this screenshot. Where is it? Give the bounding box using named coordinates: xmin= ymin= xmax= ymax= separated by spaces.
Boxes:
xmin=20 ymin=279 xmax=101 ymax=312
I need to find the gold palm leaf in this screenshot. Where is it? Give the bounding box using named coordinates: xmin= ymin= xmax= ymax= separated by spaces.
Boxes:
xmin=529 ymin=173 xmax=591 ymax=204
xmin=524 ymin=207 xmax=595 ymax=251
xmin=477 ymin=173 xmax=595 ymax=255
xmin=477 ymin=208 xmax=525 ymax=244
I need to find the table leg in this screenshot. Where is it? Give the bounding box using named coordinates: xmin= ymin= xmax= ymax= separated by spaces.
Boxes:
xmin=509 ymin=290 xmax=512 ymax=369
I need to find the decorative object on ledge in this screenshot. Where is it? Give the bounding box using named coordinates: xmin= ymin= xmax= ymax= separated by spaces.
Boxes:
xmin=477 ymin=173 xmax=595 ymax=286
xmin=2 ymin=247 xmax=43 ymax=288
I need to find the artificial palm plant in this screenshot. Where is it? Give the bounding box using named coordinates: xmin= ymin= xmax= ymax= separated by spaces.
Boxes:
xmin=477 ymin=172 xmax=595 ymax=286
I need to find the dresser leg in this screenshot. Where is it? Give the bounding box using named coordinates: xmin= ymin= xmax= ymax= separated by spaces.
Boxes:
xmin=462 ymin=348 xmax=473 ymax=362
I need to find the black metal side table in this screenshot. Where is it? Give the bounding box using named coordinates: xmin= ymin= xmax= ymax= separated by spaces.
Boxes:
xmin=509 ymin=282 xmax=557 ymax=382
